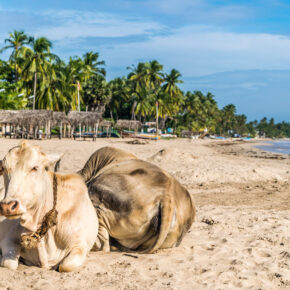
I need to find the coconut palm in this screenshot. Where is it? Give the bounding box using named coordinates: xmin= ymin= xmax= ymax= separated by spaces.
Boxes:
xmin=108 ymin=77 xmax=130 ymax=120
xmin=82 ymin=51 xmax=105 ymax=78
xmin=133 ymin=87 xmax=153 ymax=121
xmin=159 ymin=69 xmax=184 ymax=128
xmin=82 ymin=74 xmax=111 ymax=112
xmin=127 ymin=62 xmax=148 ymax=93
xmin=0 ymin=81 xmax=27 ymax=109
xmin=0 ymin=30 xmax=33 ymax=82
xmin=221 ymin=104 xmax=237 ymax=134
xmin=21 ymin=37 xmax=59 ymax=110
xmin=146 ymin=60 xmax=164 ymax=91
xmin=127 ymin=62 xmax=150 ymax=120
xmin=37 ymin=61 xmax=69 ymax=111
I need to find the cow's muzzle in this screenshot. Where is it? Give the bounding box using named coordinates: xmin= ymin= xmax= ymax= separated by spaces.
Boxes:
xmin=0 ymin=200 xmax=21 ymax=218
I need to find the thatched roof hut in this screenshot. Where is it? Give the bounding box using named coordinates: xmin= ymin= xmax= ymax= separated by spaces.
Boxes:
xmin=0 ymin=110 xmax=19 ymax=124
xmin=19 ymin=110 xmax=53 ymax=127
xmin=99 ymin=120 xmax=112 ymax=128
xmin=115 ymin=119 xmax=141 ymax=130
xmin=52 ymin=112 xmax=69 ymax=126
xmin=67 ymin=111 xmax=102 ymax=127
xmin=0 ymin=110 xmax=53 ymax=127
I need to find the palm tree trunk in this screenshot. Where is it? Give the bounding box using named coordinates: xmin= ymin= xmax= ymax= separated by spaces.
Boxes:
xmin=33 ymin=71 xmax=37 ymax=110
xmin=15 ymin=63 xmax=18 ymax=82
xmin=131 ymin=101 xmax=137 ymax=120
xmin=14 ymin=47 xmax=18 ymax=82
xmin=160 ymin=116 xmax=167 ymax=130
xmin=110 ymin=109 xmax=113 ymax=120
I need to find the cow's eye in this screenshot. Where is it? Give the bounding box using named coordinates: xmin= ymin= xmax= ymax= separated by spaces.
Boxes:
xmin=31 ymin=166 xmax=38 ymax=172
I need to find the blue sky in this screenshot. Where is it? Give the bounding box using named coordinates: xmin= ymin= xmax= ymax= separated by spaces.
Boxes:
xmin=0 ymin=0 xmax=290 ymax=121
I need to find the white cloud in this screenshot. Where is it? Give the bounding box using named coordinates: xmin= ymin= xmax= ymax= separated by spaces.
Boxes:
xmin=34 ymin=10 xmax=165 ymax=40
xmin=139 ymin=0 xmax=252 ymax=23
xmin=101 ymin=25 xmax=290 ymax=78
xmin=2 ymin=7 xmax=290 ymax=81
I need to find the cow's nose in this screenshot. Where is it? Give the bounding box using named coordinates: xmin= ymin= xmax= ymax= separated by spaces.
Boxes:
xmin=0 ymin=200 xmax=19 ymax=216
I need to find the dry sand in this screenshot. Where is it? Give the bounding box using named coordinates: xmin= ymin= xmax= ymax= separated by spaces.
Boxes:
xmin=0 ymin=138 xmax=289 ymax=290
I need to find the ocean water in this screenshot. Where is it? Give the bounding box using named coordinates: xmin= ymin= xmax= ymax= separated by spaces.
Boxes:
xmin=257 ymin=140 xmax=290 ymax=155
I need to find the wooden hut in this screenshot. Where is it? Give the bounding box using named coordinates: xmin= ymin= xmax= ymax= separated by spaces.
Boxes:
xmin=0 ymin=110 xmax=53 ymax=139
xmin=0 ymin=110 xmax=104 ymax=140
xmin=99 ymin=120 xmax=113 ymax=137
xmin=67 ymin=111 xmax=102 ymax=140
xmin=115 ymin=119 xmax=141 ymax=137
xmin=52 ymin=112 xmax=70 ymax=138
xmin=0 ymin=110 xmax=19 ymax=137
xmin=19 ymin=110 xmax=53 ymax=139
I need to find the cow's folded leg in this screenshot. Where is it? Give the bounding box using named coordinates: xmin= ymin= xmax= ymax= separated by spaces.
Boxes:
xmin=38 ymin=239 xmax=49 ymax=269
xmin=1 ymin=246 xmax=20 ymax=270
xmin=97 ymin=225 xmax=110 ymax=252
xmin=58 ymin=246 xmax=86 ymax=272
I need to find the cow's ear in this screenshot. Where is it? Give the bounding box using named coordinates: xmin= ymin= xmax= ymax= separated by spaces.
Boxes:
xmin=45 ymin=153 xmax=64 ymax=172
xmin=0 ymin=160 xmax=3 ymax=176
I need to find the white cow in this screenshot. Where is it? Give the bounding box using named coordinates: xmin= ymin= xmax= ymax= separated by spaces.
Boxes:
xmin=0 ymin=141 xmax=98 ymax=271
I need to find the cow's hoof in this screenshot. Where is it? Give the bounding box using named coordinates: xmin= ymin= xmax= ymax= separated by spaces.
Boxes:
xmin=1 ymin=259 xmax=18 ymax=270
xmin=58 ymin=264 xmax=81 ymax=272
xmin=100 ymin=243 xmax=110 ymax=252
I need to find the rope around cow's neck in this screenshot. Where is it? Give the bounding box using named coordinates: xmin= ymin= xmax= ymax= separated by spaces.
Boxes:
xmin=20 ymin=173 xmax=59 ymax=249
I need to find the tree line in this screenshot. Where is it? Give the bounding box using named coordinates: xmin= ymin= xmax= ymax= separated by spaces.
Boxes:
xmin=1 ymin=30 xmax=290 ymax=138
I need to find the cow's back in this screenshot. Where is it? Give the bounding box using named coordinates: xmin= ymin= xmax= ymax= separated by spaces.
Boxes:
xmin=84 ymin=154 xmax=195 ymax=251
xmin=78 ymin=147 xmax=137 ymax=183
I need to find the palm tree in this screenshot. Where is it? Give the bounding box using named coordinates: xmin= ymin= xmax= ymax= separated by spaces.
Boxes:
xmin=147 ymin=60 xmax=164 ymax=91
xmin=108 ymin=77 xmax=130 ymax=120
xmin=163 ymin=69 xmax=183 ymax=95
xmin=82 ymin=75 xmax=111 ymax=112
xmin=134 ymin=87 xmax=153 ymax=121
xmin=221 ymin=104 xmax=237 ymax=134
xmin=21 ymin=37 xmax=59 ymax=110
xmin=37 ymin=61 xmax=69 ymax=111
xmin=82 ymin=51 xmax=105 ymax=78
xmin=0 ymin=30 xmax=33 ymax=82
xmin=127 ymin=62 xmax=148 ymax=93
xmin=0 ymin=80 xmax=27 ymax=109
xmin=127 ymin=62 xmax=149 ymax=120
xmin=160 ymin=69 xmax=184 ymax=128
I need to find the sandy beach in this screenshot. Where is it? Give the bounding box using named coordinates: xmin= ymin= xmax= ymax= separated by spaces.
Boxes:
xmin=0 ymin=138 xmax=289 ymax=290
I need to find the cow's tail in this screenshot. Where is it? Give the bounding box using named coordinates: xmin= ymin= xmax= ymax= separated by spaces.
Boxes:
xmin=142 ymin=181 xmax=175 ymax=254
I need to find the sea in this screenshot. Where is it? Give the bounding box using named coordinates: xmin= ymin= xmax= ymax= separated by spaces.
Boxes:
xmin=256 ymin=140 xmax=290 ymax=155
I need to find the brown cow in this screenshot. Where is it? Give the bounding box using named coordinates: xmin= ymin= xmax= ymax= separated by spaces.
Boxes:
xmin=0 ymin=141 xmax=98 ymax=271
xmin=78 ymin=147 xmax=196 ymax=253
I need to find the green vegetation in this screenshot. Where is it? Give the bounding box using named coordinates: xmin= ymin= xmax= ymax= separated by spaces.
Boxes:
xmin=1 ymin=30 xmax=290 ymax=138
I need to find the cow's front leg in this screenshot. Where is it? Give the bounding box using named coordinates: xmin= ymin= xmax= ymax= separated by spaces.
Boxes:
xmin=38 ymin=239 xmax=49 ymax=269
xmin=97 ymin=224 xmax=110 ymax=252
xmin=1 ymin=243 xmax=20 ymax=270
xmin=58 ymin=246 xmax=87 ymax=272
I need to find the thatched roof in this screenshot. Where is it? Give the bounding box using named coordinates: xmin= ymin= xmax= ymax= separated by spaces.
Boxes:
xmin=99 ymin=120 xmax=112 ymax=128
xmin=115 ymin=119 xmax=141 ymax=130
xmin=67 ymin=111 xmax=102 ymax=127
xmin=0 ymin=110 xmax=53 ymax=126
xmin=20 ymin=110 xmax=53 ymax=126
xmin=0 ymin=110 xmax=19 ymax=124
xmin=0 ymin=110 xmax=103 ymax=128
xmin=52 ymin=112 xmax=69 ymax=126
